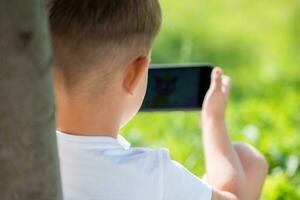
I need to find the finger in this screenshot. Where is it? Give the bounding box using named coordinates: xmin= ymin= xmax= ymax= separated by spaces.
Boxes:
xmin=211 ymin=67 xmax=223 ymax=90
xmin=222 ymin=75 xmax=231 ymax=87
xmin=222 ymin=75 xmax=232 ymax=94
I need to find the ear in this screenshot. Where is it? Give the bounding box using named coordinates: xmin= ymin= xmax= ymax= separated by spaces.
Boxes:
xmin=123 ymin=56 xmax=149 ymax=95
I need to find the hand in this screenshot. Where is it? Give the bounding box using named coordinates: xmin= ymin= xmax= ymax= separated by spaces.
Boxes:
xmin=200 ymin=67 xmax=231 ymax=126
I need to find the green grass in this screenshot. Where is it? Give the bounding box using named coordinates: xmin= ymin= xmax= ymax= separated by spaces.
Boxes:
xmin=121 ymin=0 xmax=300 ymax=199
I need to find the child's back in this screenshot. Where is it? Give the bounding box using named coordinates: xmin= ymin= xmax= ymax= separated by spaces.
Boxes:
xmin=47 ymin=0 xmax=268 ymax=199
xmin=57 ymin=132 xmax=211 ymax=199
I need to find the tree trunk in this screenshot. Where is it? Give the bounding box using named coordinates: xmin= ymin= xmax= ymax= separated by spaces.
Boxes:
xmin=0 ymin=0 xmax=62 ymax=199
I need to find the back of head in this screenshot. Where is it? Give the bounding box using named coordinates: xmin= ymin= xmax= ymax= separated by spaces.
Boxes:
xmin=46 ymin=0 xmax=162 ymax=94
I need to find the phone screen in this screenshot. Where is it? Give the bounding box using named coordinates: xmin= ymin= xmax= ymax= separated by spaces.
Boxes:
xmin=140 ymin=64 xmax=213 ymax=111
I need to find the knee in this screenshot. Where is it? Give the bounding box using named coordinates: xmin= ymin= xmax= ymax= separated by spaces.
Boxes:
xmin=234 ymin=142 xmax=269 ymax=176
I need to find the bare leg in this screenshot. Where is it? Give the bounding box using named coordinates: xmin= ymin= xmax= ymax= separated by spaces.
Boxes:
xmin=233 ymin=143 xmax=268 ymax=200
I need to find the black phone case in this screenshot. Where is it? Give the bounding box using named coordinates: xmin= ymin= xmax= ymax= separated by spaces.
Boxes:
xmin=140 ymin=64 xmax=213 ymax=112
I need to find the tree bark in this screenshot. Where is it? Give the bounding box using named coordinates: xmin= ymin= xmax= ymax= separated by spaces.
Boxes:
xmin=0 ymin=0 xmax=62 ymax=199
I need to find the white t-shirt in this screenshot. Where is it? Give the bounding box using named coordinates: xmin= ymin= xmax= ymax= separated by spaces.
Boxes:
xmin=56 ymin=131 xmax=212 ymax=200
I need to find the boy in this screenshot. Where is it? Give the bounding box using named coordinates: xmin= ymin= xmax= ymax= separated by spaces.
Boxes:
xmin=47 ymin=0 xmax=268 ymax=199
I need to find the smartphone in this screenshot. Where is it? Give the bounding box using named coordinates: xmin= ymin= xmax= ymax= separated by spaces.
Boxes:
xmin=140 ymin=64 xmax=214 ymax=112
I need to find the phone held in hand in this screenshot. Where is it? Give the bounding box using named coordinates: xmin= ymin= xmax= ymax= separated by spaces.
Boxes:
xmin=140 ymin=64 xmax=214 ymax=112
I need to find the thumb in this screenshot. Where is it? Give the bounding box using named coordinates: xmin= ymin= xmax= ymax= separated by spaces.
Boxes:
xmin=210 ymin=67 xmax=222 ymax=91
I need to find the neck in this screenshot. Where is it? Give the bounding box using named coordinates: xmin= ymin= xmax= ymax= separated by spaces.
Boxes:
xmin=56 ymin=94 xmax=121 ymax=139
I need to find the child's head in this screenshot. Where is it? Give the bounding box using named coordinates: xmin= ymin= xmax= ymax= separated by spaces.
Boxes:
xmin=47 ymin=0 xmax=162 ymax=127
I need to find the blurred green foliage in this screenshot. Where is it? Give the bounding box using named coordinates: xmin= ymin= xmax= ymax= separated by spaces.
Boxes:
xmin=121 ymin=0 xmax=300 ymax=199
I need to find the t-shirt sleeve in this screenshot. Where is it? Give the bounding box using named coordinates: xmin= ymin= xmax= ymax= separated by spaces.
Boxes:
xmin=160 ymin=149 xmax=212 ymax=200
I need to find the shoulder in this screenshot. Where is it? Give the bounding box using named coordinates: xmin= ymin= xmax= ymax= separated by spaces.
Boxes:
xmin=158 ymin=149 xmax=213 ymax=200
xmin=125 ymin=147 xmax=170 ymax=166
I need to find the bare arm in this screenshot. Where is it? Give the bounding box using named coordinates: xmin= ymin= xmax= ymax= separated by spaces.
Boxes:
xmin=200 ymin=68 xmax=248 ymax=200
